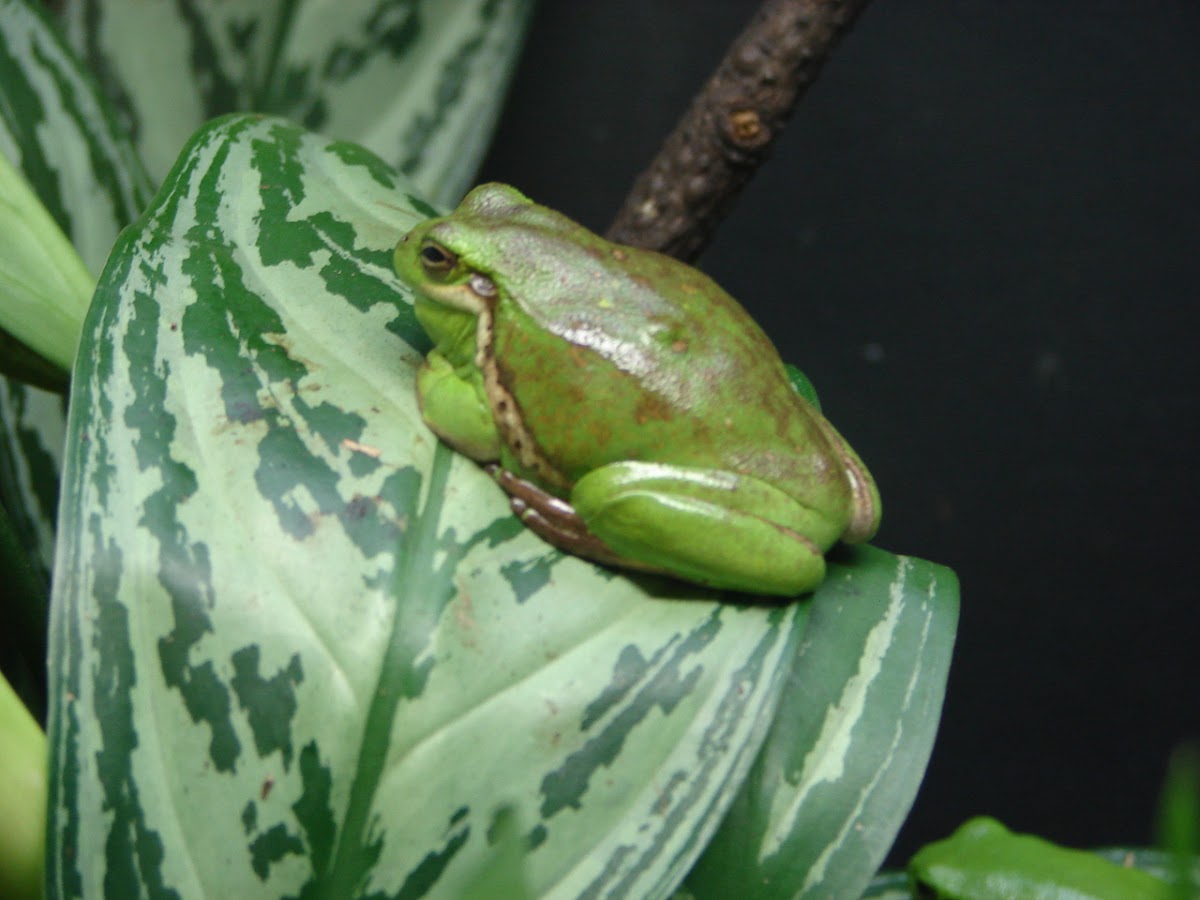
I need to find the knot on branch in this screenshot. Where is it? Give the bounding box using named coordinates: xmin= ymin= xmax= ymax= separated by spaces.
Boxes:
xmin=722 ymin=107 xmax=772 ymax=152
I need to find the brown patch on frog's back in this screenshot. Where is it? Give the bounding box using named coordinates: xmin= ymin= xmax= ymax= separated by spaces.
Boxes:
xmin=633 ymin=392 xmax=675 ymax=426
xmin=564 ymin=342 xmax=590 ymax=369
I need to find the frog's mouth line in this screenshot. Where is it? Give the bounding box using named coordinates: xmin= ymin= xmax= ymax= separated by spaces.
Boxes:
xmin=417 ymin=280 xmax=491 ymax=316
xmin=475 ymin=307 xmax=569 ymax=493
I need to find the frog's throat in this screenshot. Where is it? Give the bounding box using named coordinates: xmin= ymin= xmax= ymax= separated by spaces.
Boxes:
xmin=475 ymin=309 xmax=570 ymax=492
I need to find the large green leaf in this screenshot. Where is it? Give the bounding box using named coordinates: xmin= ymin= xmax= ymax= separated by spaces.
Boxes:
xmin=685 ymin=548 xmax=959 ymax=898
xmin=59 ymin=0 xmax=535 ymax=206
xmin=46 ymin=114 xmax=807 ymax=899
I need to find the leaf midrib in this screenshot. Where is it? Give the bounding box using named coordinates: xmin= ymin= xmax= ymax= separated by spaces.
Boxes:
xmin=320 ymin=441 xmax=453 ymax=897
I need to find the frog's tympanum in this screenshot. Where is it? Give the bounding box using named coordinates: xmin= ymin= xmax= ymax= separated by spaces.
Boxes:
xmin=394 ymin=183 xmax=880 ymax=596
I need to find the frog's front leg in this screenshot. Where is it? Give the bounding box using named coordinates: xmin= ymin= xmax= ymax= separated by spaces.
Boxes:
xmin=415 ymin=350 xmax=499 ymax=460
xmin=572 ymin=462 xmax=838 ymax=596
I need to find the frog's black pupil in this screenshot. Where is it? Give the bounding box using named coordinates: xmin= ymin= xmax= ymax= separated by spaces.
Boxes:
xmin=420 ymin=245 xmax=453 ymax=268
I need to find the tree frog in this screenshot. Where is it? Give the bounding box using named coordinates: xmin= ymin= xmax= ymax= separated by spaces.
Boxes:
xmin=907 ymin=816 xmax=1176 ymax=898
xmin=393 ymin=183 xmax=881 ymax=596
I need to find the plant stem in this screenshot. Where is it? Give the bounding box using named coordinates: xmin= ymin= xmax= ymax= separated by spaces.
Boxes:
xmin=607 ymin=0 xmax=873 ymax=263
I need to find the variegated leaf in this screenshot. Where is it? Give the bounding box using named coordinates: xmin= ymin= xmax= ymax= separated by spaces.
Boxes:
xmin=0 ymin=0 xmax=152 ymax=276
xmin=47 ymin=114 xmax=807 ymax=899
xmin=1 ymin=0 xmax=152 ymax=387
xmin=60 ymin=0 xmax=535 ymax=207
xmin=686 ymin=547 xmax=959 ymax=899
xmin=0 ymin=0 xmax=150 ymax=652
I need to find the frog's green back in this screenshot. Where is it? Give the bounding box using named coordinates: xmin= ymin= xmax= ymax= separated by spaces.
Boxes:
xmin=465 ymin=190 xmax=856 ymax=523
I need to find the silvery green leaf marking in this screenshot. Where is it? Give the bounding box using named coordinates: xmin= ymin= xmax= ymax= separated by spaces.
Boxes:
xmin=47 ymin=115 xmax=805 ymax=899
xmin=59 ymin=0 xmax=534 ymax=205
xmin=686 ymin=546 xmax=959 ymax=899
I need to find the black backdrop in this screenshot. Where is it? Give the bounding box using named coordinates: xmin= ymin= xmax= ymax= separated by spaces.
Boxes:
xmin=476 ymin=0 xmax=1200 ymax=867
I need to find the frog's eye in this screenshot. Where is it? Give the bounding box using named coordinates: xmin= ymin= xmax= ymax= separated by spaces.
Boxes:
xmin=419 ymin=242 xmax=457 ymax=272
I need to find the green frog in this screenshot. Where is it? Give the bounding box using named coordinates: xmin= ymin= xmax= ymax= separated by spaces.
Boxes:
xmin=394 ymin=183 xmax=880 ymax=596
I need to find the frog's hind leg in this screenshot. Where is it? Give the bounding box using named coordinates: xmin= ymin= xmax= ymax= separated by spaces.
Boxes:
xmin=489 ymin=465 xmax=666 ymax=573
xmin=571 ymin=461 xmax=840 ymax=597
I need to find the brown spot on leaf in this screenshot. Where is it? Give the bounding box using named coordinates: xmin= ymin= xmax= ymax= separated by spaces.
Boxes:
xmin=341 ymin=438 xmax=382 ymax=458
xmin=342 ymin=494 xmax=377 ymax=522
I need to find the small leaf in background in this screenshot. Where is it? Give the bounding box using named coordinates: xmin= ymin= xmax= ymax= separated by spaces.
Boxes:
xmin=0 ymin=670 xmax=46 ymax=900
xmin=686 ymin=547 xmax=959 ymax=899
xmin=58 ymin=0 xmax=535 ymax=207
xmin=864 ymin=787 xmax=1200 ymax=900
xmin=907 ymin=817 xmax=1177 ymax=899
xmin=1157 ymin=743 xmax=1200 ymax=898
xmin=0 ymin=148 xmax=92 ymax=374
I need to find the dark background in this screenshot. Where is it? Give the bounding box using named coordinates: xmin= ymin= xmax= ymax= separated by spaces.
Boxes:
xmin=478 ymin=0 xmax=1200 ymax=867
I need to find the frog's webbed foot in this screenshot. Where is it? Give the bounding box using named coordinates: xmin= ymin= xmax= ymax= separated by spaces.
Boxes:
xmin=487 ymin=466 xmax=665 ymax=574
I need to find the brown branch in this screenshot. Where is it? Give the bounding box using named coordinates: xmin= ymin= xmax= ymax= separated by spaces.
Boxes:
xmin=605 ymin=0 xmax=874 ymax=263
